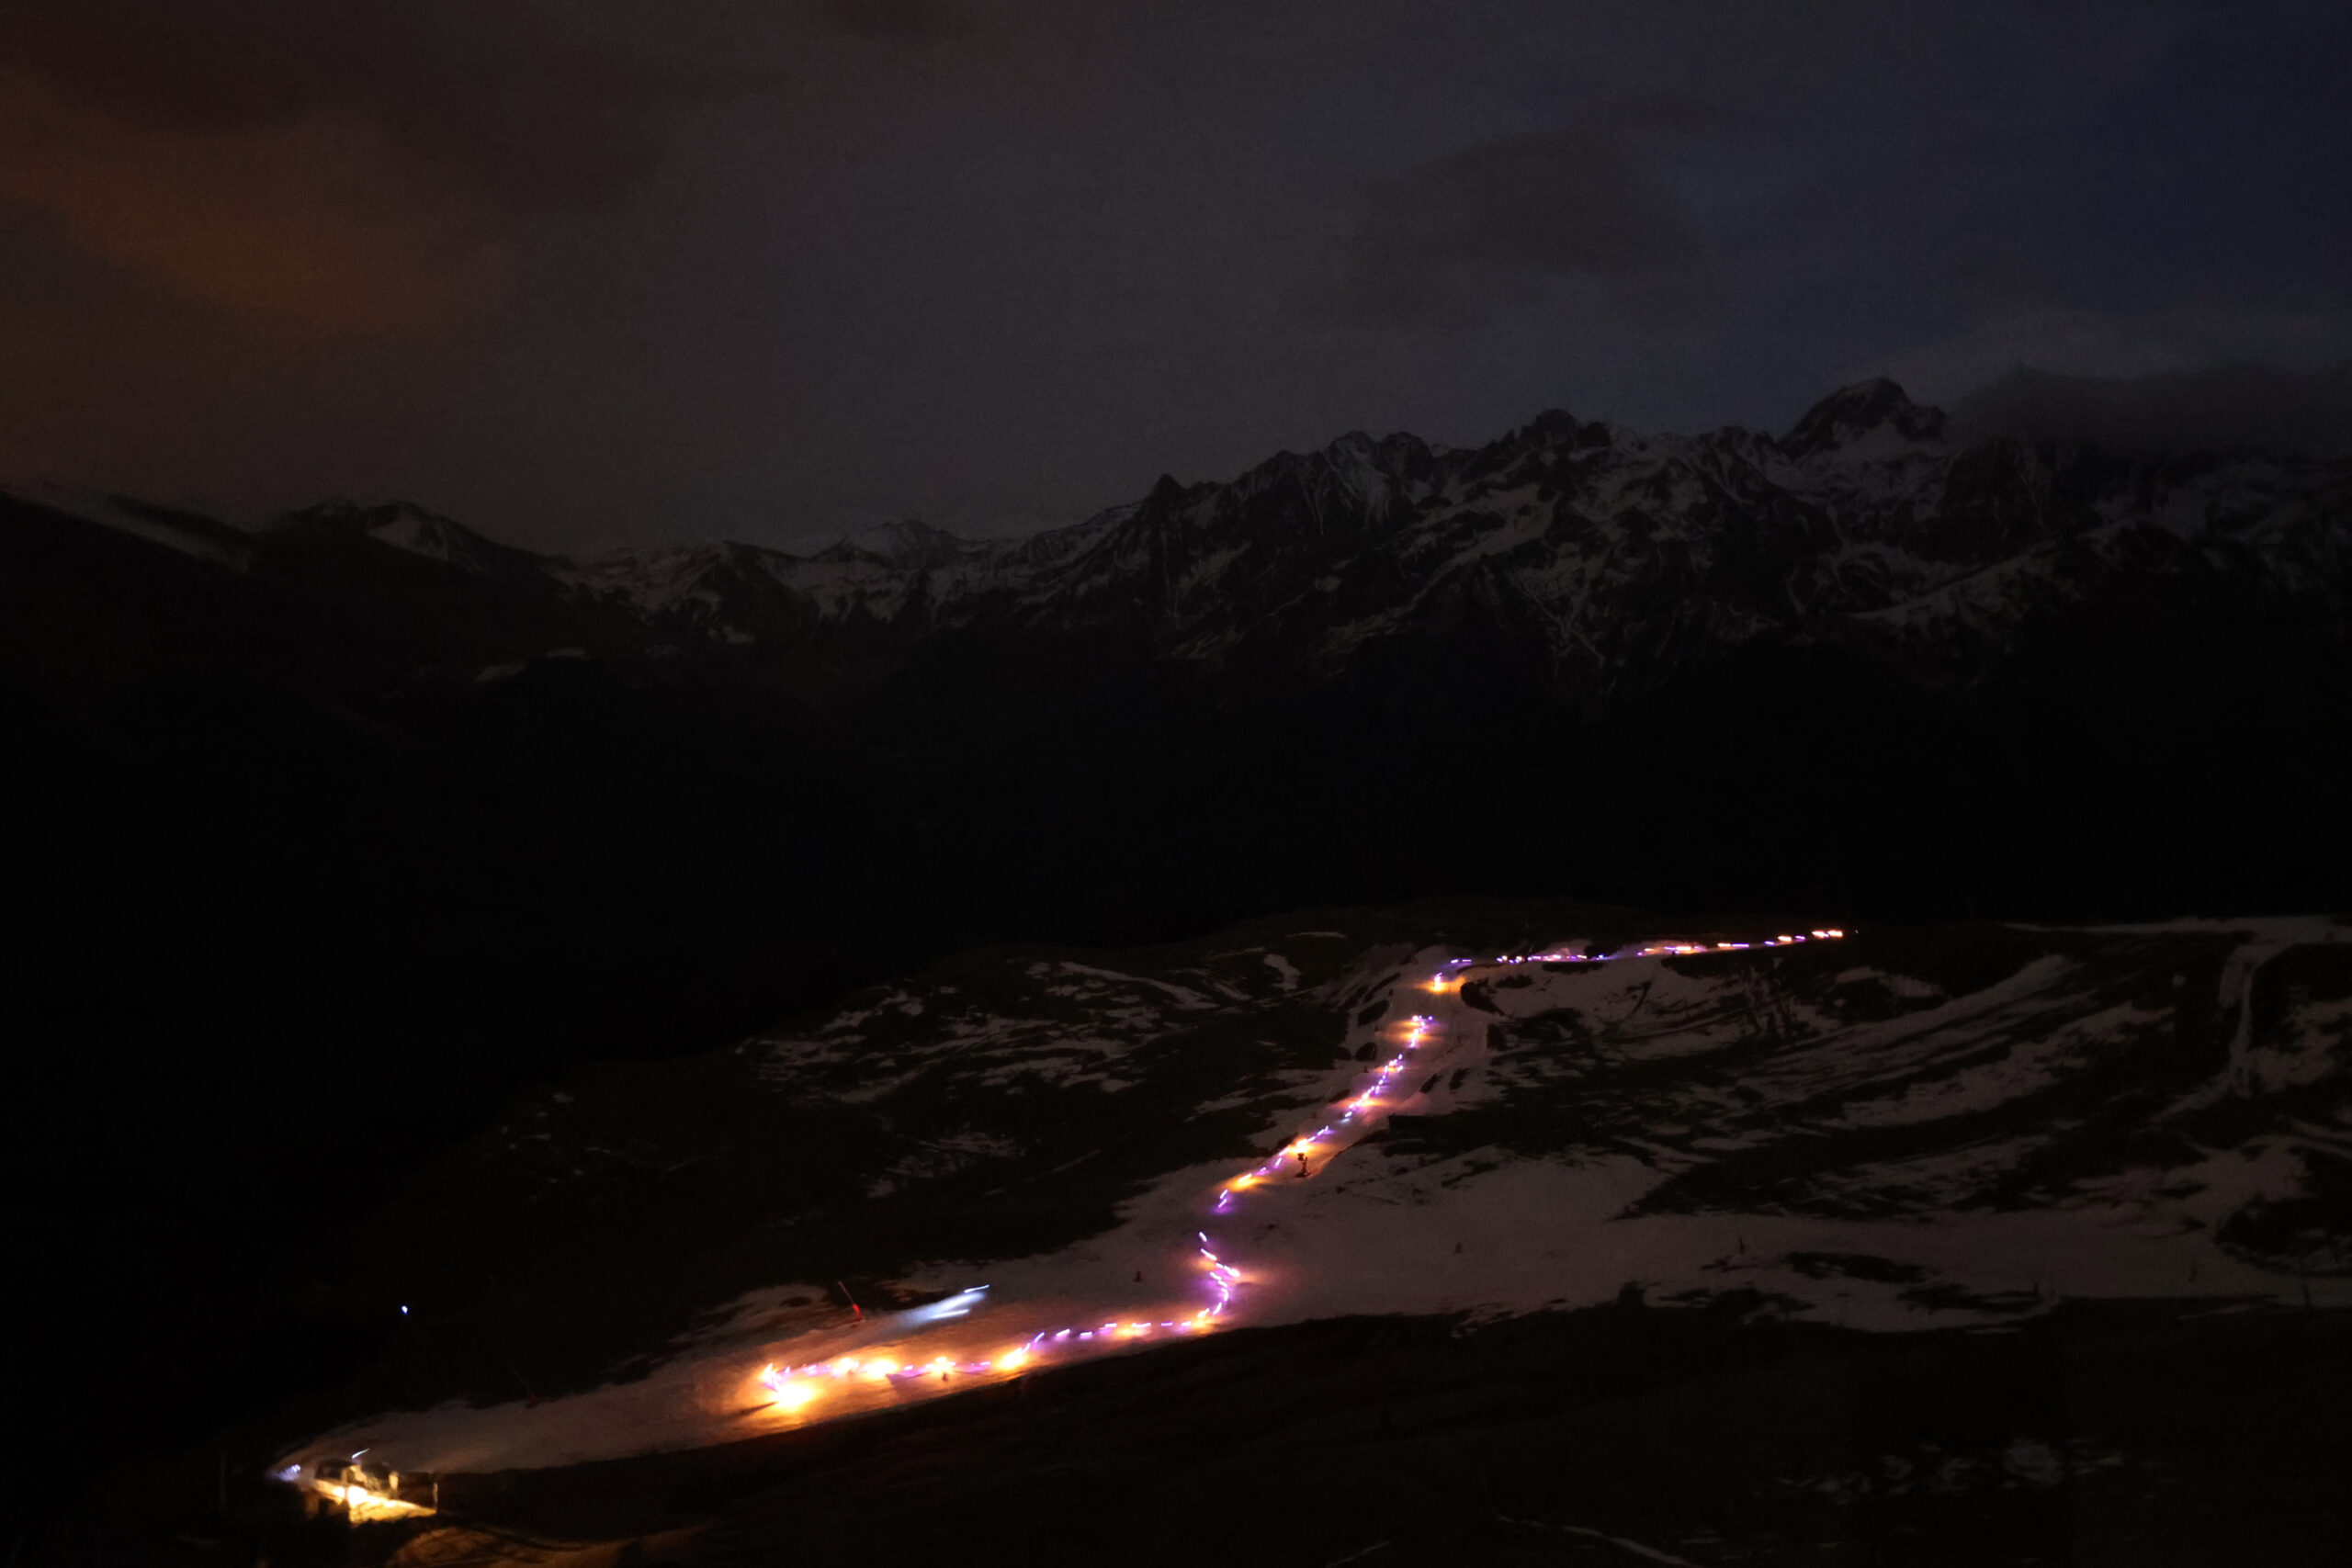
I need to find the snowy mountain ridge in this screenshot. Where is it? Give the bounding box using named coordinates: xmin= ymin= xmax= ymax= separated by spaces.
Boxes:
xmin=15 ymin=378 xmax=2343 ymax=705
xmin=500 ymin=379 xmax=2352 ymax=697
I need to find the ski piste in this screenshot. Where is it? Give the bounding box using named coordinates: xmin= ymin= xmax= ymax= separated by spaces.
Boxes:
xmin=274 ymin=926 xmax=1857 ymax=1508
xmin=748 ymin=931 xmax=1848 ymax=1415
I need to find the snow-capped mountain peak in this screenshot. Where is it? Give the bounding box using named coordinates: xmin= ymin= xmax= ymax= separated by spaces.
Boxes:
xmin=1781 ymin=378 xmax=1951 ymax=460
xmin=349 ymin=391 xmax=2349 ymax=705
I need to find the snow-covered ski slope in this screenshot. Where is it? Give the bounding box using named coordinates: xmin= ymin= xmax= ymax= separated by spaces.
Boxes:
xmin=286 ymin=914 xmax=2352 ymax=1478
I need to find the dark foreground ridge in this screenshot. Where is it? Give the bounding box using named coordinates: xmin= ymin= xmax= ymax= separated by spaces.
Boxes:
xmin=62 ymin=1297 xmax=2352 ymax=1568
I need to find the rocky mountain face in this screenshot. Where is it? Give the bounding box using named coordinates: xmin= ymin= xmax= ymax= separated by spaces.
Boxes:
xmin=40 ymin=377 xmax=2330 ymax=711
xmin=180 ymin=381 xmax=2328 ymax=714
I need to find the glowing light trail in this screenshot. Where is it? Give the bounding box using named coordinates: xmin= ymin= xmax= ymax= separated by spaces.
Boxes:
xmin=741 ymin=929 xmax=1845 ymax=1424
xmin=266 ymin=928 xmax=1856 ymax=1507
xmin=316 ymin=1481 xmax=433 ymax=1522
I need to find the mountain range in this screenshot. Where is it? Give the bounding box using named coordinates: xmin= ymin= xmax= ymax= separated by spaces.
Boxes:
xmin=27 ymin=378 xmax=2342 ymax=711
xmin=11 ymin=374 xmax=2346 ymax=933
xmin=6 ymin=377 xmax=2350 ymax=1551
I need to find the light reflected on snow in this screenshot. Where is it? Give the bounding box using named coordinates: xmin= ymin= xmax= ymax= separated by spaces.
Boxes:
xmin=903 ymin=1286 xmax=989 ymax=1325
xmin=277 ymin=927 xmax=1852 ymax=1471
xmin=762 ymin=1372 xmax=819 ymax=1411
xmin=311 ymin=1478 xmax=433 ymax=1523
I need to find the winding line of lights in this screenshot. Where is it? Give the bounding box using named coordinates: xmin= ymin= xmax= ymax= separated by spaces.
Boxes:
xmin=751 ymin=928 xmax=1846 ymax=1416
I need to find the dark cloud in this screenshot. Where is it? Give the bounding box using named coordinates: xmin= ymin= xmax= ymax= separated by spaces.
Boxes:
xmin=1953 ymin=362 xmax=2352 ymax=458
xmin=0 ymin=0 xmax=729 ymax=337
xmin=0 ymin=1 xmax=2343 ymax=550
xmin=1306 ymin=120 xmax=1697 ymax=325
xmin=820 ymin=0 xmax=959 ymax=39
xmin=0 ymin=0 xmax=707 ymax=209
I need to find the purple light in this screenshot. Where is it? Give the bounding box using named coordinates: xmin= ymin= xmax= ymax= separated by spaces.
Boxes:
xmin=733 ymin=931 xmax=1850 ymax=1427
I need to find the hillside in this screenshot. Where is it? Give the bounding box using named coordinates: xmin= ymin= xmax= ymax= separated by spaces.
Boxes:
xmin=53 ymin=903 xmax=2352 ymax=1566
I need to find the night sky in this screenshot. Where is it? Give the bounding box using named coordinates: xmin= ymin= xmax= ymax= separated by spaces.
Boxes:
xmin=1 ymin=0 xmax=2345 ymax=553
